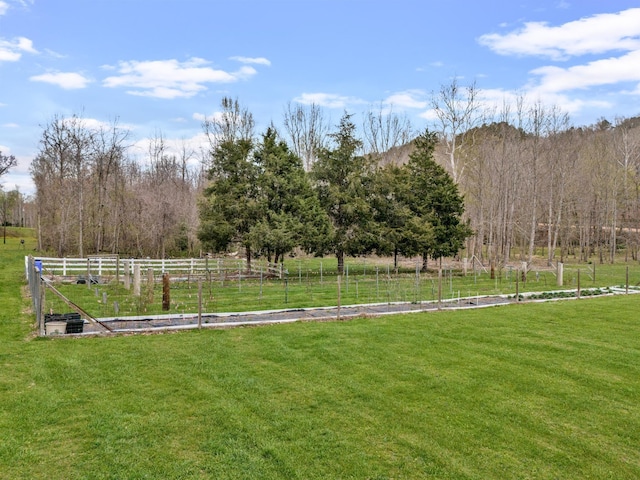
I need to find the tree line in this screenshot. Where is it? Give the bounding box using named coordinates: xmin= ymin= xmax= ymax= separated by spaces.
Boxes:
xmin=26 ymin=83 xmax=640 ymax=267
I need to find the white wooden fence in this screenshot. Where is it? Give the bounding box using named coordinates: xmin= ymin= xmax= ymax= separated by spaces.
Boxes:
xmin=26 ymin=256 xmax=286 ymax=280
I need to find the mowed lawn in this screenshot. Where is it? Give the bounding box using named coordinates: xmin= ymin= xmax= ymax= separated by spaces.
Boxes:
xmin=2 ymin=239 xmax=640 ymax=478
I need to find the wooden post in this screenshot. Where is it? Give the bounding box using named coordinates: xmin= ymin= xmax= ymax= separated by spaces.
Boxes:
xmin=147 ymin=268 xmax=154 ymax=303
xmin=124 ymin=260 xmax=130 ymax=290
xmin=577 ymin=269 xmax=581 ymax=299
xmin=133 ymin=264 xmax=141 ymax=296
xmin=463 ymin=257 xmax=468 ymax=276
xmin=162 ymin=273 xmax=170 ymax=311
xmin=557 ymin=262 xmax=563 ymax=287
xmin=515 ymin=268 xmax=519 ymax=302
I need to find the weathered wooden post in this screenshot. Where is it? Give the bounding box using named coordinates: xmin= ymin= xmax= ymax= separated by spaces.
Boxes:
xmin=133 ymin=263 xmax=141 ymax=296
xmin=147 ymin=268 xmax=154 ymax=303
xmin=577 ymin=269 xmax=581 ymax=298
xmin=557 ymin=262 xmax=564 ymax=287
xmin=162 ymin=273 xmax=170 ymax=311
xmin=124 ymin=260 xmax=130 ymax=290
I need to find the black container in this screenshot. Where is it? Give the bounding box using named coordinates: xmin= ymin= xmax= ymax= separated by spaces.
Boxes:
xmin=64 ymin=313 xmax=84 ymax=334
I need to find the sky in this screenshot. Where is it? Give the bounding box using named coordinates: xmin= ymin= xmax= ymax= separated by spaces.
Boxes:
xmin=1 ymin=0 xmax=640 ymax=194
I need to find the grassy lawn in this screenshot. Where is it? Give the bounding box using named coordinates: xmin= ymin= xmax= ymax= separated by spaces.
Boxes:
xmin=3 ymin=234 xmax=640 ymax=478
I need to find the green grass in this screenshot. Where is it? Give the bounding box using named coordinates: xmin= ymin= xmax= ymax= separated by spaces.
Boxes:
xmin=4 ymin=235 xmax=640 ymax=478
xmin=42 ymin=254 xmax=640 ymax=319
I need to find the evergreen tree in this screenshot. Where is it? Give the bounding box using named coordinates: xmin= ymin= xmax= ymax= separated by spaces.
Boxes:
xmin=312 ymin=113 xmax=376 ymax=274
xmin=402 ymin=129 xmax=473 ymax=269
xmin=250 ymin=127 xmax=330 ymax=263
xmin=197 ymin=137 xmax=260 ymax=270
xmin=370 ymin=162 xmax=416 ymax=270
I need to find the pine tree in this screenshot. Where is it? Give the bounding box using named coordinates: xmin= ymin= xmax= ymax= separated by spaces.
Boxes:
xmin=312 ymin=113 xmax=376 ymax=274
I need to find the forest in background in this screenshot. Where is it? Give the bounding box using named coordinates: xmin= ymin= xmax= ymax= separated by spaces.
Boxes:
xmin=12 ymin=80 xmax=640 ymax=267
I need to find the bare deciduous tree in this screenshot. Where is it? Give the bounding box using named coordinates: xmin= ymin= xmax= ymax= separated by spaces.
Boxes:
xmin=202 ymin=97 xmax=255 ymax=150
xmin=362 ymin=103 xmax=413 ymax=165
xmin=282 ymin=102 xmax=329 ymax=171
xmin=431 ymin=78 xmax=482 ymax=183
xmin=0 ymin=151 xmax=17 ymax=178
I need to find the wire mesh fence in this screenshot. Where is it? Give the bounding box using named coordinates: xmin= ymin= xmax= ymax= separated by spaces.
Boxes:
xmin=26 ymin=255 xmax=640 ymax=336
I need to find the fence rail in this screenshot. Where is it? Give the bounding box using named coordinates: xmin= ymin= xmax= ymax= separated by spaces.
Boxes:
xmin=25 ymin=256 xmax=286 ymax=280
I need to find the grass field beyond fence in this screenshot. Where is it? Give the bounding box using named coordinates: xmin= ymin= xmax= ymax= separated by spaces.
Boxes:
xmin=37 ymin=254 xmax=640 ymax=321
xmin=3 ymin=233 xmax=640 ymax=478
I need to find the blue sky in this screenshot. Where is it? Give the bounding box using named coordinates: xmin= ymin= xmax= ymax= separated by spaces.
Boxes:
xmin=1 ymin=0 xmax=640 ymax=193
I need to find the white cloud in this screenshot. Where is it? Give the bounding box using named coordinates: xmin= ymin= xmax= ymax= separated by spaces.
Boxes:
xmin=294 ymin=92 xmax=365 ymax=109
xmin=44 ymin=48 xmax=66 ymax=59
xmin=530 ymin=49 xmax=640 ymax=93
xmin=103 ymin=57 xmax=258 ymax=99
xmin=0 ymin=36 xmax=36 ymax=62
xmin=230 ymin=56 xmax=271 ymax=66
xmin=0 ymin=1 xmax=8 ymax=15
xmin=30 ymin=71 xmax=92 ymax=89
xmin=478 ymin=8 xmax=640 ymax=60
xmin=383 ymin=90 xmax=428 ymax=110
xmin=193 ymin=111 xmax=224 ymax=123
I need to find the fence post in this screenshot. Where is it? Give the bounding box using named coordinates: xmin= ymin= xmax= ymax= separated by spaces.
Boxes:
xmin=133 ymin=263 xmax=141 ymax=296
xmin=198 ymin=280 xmax=203 ymax=329
xmin=337 ymin=275 xmax=341 ymax=320
xmin=557 ymin=262 xmax=564 ymax=287
xmin=124 ymin=260 xmax=130 ymax=290
xmin=437 ymin=267 xmax=442 ymax=309
xmin=162 ymin=273 xmax=170 ymax=311
xmin=147 ymin=268 xmax=154 ymax=303
xmin=626 ymin=265 xmax=629 ymax=294
xmin=39 ymin=277 xmax=45 ymax=336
